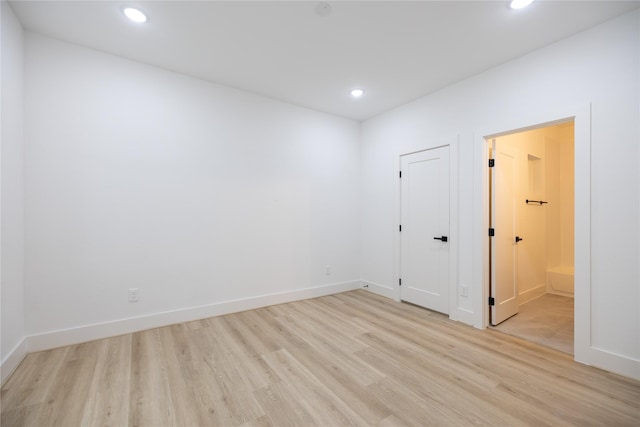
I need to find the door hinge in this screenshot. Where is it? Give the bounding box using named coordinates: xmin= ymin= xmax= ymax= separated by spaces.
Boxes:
xmin=399 ymin=278 xmax=402 ymax=287
xmin=488 ymin=158 xmax=495 ymax=167
xmin=399 ymin=224 xmax=402 ymax=232
xmin=488 ymin=228 xmax=495 ymax=237
xmin=399 ymin=170 xmax=402 ymax=178
xmin=488 ymin=297 xmax=495 ymax=306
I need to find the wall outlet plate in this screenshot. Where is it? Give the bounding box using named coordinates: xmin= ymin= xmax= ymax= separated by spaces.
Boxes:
xmin=128 ymin=288 xmax=140 ymax=302
xmin=460 ymin=285 xmax=469 ymax=297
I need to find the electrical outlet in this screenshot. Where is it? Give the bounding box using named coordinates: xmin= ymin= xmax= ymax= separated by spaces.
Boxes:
xmin=325 ymin=265 xmax=332 ymax=275
xmin=460 ymin=285 xmax=469 ymax=297
xmin=128 ymin=288 xmax=140 ymax=302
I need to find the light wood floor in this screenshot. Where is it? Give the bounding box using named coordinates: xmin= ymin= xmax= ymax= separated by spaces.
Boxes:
xmin=2 ymin=291 xmax=639 ymax=426
xmin=492 ymin=293 xmax=574 ymax=354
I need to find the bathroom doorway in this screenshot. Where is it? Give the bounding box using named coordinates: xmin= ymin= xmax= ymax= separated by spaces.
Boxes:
xmin=488 ymin=121 xmax=575 ymax=354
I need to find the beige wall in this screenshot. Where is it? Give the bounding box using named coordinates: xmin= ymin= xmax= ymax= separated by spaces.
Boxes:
xmin=545 ymin=125 xmax=575 ymax=267
xmin=558 ymin=125 xmax=575 ymax=268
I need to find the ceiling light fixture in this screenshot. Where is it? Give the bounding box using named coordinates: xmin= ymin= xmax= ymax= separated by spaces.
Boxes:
xmin=350 ymin=89 xmax=364 ymax=98
xmin=510 ymin=0 xmax=534 ymax=10
xmin=123 ymin=7 xmax=147 ymax=23
xmin=315 ymin=2 xmax=332 ymax=17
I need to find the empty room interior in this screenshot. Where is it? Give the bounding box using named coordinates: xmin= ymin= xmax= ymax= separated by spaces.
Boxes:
xmin=1 ymin=1 xmax=639 ymax=426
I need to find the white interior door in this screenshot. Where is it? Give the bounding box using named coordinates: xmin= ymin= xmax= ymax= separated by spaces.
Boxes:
xmin=400 ymin=146 xmax=450 ymax=314
xmin=490 ymin=139 xmax=519 ymax=325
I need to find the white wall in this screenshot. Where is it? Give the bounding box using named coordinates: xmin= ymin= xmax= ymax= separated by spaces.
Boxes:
xmin=1 ymin=1 xmax=26 ymax=383
xmin=361 ymin=10 xmax=639 ymax=378
xmin=24 ymin=34 xmax=361 ymax=347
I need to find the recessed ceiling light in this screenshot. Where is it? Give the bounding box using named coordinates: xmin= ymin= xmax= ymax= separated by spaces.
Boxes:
xmin=350 ymin=89 xmax=364 ymax=98
xmin=123 ymin=7 xmax=147 ymax=23
xmin=510 ymin=0 xmax=534 ymax=10
xmin=315 ymin=2 xmax=332 ymax=17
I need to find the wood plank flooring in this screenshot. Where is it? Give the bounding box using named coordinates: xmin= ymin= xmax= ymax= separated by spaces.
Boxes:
xmin=2 ymin=290 xmax=639 ymax=426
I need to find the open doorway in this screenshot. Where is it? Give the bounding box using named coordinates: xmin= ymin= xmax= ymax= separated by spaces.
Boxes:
xmin=488 ymin=121 xmax=574 ymax=354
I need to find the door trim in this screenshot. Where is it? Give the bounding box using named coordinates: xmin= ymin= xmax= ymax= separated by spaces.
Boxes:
xmin=473 ymin=103 xmax=590 ymax=364
xmin=393 ymin=136 xmax=459 ymax=319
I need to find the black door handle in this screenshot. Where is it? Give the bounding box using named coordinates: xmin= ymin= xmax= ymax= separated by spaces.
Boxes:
xmin=515 ymin=236 xmax=523 ymax=243
xmin=434 ymin=236 xmax=448 ymax=242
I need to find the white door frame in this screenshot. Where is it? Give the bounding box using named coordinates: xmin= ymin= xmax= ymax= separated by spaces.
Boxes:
xmin=473 ymin=103 xmax=591 ymax=364
xmin=393 ymin=136 xmax=459 ymax=319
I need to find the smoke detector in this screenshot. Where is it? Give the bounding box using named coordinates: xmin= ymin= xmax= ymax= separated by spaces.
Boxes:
xmin=315 ymin=2 xmax=332 ymax=17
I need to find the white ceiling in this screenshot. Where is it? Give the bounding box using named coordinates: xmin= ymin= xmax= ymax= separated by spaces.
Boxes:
xmin=9 ymin=0 xmax=640 ymax=121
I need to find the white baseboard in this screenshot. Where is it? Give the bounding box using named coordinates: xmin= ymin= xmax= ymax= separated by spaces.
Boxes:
xmin=547 ymin=289 xmax=574 ymax=298
xmin=451 ymin=307 xmax=477 ymax=328
xmin=26 ymin=281 xmax=361 ymax=353
xmin=1 ymin=338 xmax=27 ymax=385
xmin=15 ymin=279 xmax=640 ymax=382
xmin=576 ymin=346 xmax=640 ymax=381
xmin=361 ymin=280 xmax=480 ymax=329
xmin=518 ymin=284 xmax=546 ymax=306
xmin=360 ymin=280 xmax=395 ymax=299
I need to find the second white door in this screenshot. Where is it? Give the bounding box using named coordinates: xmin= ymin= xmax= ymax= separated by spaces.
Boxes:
xmin=400 ymin=146 xmax=450 ymax=314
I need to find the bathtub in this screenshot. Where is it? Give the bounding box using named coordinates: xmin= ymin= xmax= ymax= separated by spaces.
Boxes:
xmin=547 ymin=265 xmax=574 ymax=296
